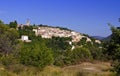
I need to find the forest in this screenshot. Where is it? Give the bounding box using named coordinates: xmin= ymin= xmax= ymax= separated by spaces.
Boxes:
xmin=0 ymin=20 xmax=120 ymax=76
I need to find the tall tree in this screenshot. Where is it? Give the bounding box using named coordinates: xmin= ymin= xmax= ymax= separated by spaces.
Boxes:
xmin=0 ymin=20 xmax=4 ymax=24
xmin=0 ymin=22 xmax=19 ymax=55
xmin=105 ymin=25 xmax=120 ymax=75
xmin=9 ymin=20 xmax=18 ymax=29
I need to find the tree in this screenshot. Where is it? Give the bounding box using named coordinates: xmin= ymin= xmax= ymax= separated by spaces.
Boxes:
xmin=105 ymin=27 xmax=120 ymax=59
xmin=9 ymin=20 xmax=17 ymax=29
xmin=47 ymin=37 xmax=71 ymax=51
xmin=0 ymin=20 xmax=4 ymax=24
xmin=104 ymin=25 xmax=120 ymax=75
xmin=20 ymin=41 xmax=53 ymax=69
xmin=77 ymin=37 xmax=87 ymax=46
xmin=0 ymin=22 xmax=19 ymax=55
xmin=71 ymin=47 xmax=92 ymax=63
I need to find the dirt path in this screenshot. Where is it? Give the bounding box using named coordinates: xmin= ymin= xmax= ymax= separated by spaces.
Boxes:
xmin=63 ymin=62 xmax=111 ymax=73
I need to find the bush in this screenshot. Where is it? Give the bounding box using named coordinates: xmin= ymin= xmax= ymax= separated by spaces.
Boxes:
xmin=0 ymin=55 xmax=17 ymax=66
xmin=112 ymin=60 xmax=120 ymax=76
xmin=54 ymin=55 xmax=65 ymax=66
xmin=53 ymin=47 xmax=93 ymax=66
xmin=20 ymin=43 xmax=53 ymax=69
xmin=71 ymin=47 xmax=92 ymax=63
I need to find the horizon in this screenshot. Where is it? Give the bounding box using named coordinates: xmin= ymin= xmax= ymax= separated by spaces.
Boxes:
xmin=0 ymin=0 xmax=120 ymax=37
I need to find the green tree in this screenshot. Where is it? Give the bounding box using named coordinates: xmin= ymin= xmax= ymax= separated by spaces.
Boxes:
xmin=18 ymin=26 xmax=35 ymax=40
xmin=105 ymin=27 xmax=120 ymax=60
xmin=47 ymin=37 xmax=71 ymax=51
xmin=71 ymin=47 xmax=92 ymax=63
xmin=0 ymin=20 xmax=4 ymax=24
xmin=0 ymin=21 xmax=20 ymax=66
xmin=9 ymin=20 xmax=17 ymax=29
xmin=20 ymin=42 xmax=53 ymax=69
xmin=77 ymin=37 xmax=87 ymax=46
xmin=104 ymin=26 xmax=120 ymax=75
xmin=0 ymin=23 xmax=19 ymax=55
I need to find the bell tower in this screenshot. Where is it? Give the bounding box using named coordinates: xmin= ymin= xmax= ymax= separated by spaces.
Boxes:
xmin=26 ymin=19 xmax=30 ymax=26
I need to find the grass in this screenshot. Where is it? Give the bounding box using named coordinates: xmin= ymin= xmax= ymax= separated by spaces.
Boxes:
xmin=0 ymin=62 xmax=116 ymax=76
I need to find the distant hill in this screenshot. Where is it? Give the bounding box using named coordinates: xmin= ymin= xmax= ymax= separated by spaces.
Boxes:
xmin=102 ymin=35 xmax=111 ymax=41
xmin=91 ymin=36 xmax=105 ymax=40
xmin=92 ymin=35 xmax=112 ymax=41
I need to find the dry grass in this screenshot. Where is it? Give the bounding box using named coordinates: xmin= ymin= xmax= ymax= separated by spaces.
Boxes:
xmin=0 ymin=62 xmax=116 ymax=76
xmin=39 ymin=62 xmax=115 ymax=76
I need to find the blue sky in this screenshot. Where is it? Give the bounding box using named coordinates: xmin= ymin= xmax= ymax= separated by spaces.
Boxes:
xmin=0 ymin=0 xmax=120 ymax=37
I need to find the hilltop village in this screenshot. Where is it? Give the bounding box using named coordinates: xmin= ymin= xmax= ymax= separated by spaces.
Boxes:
xmin=17 ymin=20 xmax=101 ymax=44
xmin=33 ymin=26 xmax=100 ymax=43
xmin=1 ymin=19 xmax=117 ymax=76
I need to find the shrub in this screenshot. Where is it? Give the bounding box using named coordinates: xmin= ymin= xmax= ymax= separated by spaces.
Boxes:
xmin=20 ymin=43 xmax=53 ymax=69
xmin=0 ymin=54 xmax=18 ymax=66
xmin=71 ymin=47 xmax=92 ymax=63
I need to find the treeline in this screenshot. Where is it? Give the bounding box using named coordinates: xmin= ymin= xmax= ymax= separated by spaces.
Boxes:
xmin=0 ymin=20 xmax=119 ymax=75
xmin=102 ymin=25 xmax=120 ymax=75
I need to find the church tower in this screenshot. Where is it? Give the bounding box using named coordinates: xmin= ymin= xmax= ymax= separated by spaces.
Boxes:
xmin=26 ymin=19 xmax=30 ymax=26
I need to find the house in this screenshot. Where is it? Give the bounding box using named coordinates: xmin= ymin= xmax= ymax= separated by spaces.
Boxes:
xmin=21 ymin=35 xmax=31 ymax=42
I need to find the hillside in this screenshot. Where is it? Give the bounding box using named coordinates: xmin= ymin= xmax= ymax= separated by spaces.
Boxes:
xmin=32 ymin=25 xmax=101 ymax=44
xmin=1 ymin=20 xmax=117 ymax=76
xmin=92 ymin=36 xmax=105 ymax=40
xmin=102 ymin=35 xmax=111 ymax=41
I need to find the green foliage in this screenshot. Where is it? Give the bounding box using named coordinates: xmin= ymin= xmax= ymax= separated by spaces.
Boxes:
xmin=112 ymin=60 xmax=120 ymax=76
xmin=47 ymin=37 xmax=72 ymax=51
xmin=0 ymin=55 xmax=16 ymax=66
xmin=0 ymin=23 xmax=19 ymax=55
xmin=18 ymin=26 xmax=35 ymax=39
xmin=71 ymin=47 xmax=92 ymax=63
xmin=54 ymin=47 xmax=92 ymax=66
xmin=0 ymin=21 xmax=20 ymax=70
xmin=38 ymin=24 xmax=72 ymax=31
xmin=104 ymin=25 xmax=120 ymax=75
xmin=77 ymin=37 xmax=87 ymax=46
xmin=54 ymin=55 xmax=65 ymax=66
xmin=111 ymin=27 xmax=120 ymax=44
xmin=0 ymin=20 xmax=4 ymax=24
xmin=77 ymin=37 xmax=103 ymax=60
xmin=20 ymin=41 xmax=53 ymax=68
xmin=104 ymin=27 xmax=120 ymax=60
xmin=9 ymin=20 xmax=17 ymax=29
xmin=0 ymin=19 xmax=105 ymax=72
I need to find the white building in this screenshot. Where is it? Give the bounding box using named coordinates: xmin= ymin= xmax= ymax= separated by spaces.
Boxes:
xmin=95 ymin=40 xmax=101 ymax=44
xmin=33 ymin=29 xmax=38 ymax=36
xmin=21 ymin=35 xmax=31 ymax=42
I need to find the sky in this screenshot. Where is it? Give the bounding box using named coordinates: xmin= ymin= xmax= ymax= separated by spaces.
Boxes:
xmin=0 ymin=0 xmax=120 ymax=37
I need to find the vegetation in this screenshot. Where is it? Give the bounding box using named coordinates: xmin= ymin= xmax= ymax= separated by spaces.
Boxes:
xmin=0 ymin=20 xmax=117 ymax=76
xmin=0 ymin=22 xmax=19 ymax=55
xmin=103 ymin=25 xmax=120 ymax=75
xmin=0 ymin=62 xmax=115 ymax=76
xmin=20 ymin=40 xmax=53 ymax=69
xmin=38 ymin=24 xmax=72 ymax=31
xmin=9 ymin=20 xmax=17 ymax=29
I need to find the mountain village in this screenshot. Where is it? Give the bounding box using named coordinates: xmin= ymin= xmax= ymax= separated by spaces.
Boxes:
xmin=19 ymin=20 xmax=101 ymax=44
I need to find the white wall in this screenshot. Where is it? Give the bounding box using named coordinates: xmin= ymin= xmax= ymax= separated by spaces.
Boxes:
xmin=21 ymin=35 xmax=28 ymax=41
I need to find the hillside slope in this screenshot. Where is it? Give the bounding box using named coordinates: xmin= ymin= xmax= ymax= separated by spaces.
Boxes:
xmin=33 ymin=25 xmax=101 ymax=44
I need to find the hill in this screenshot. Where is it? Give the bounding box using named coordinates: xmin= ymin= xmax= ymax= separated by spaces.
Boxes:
xmin=32 ymin=25 xmax=101 ymax=44
xmin=91 ymin=36 xmax=105 ymax=40
xmin=102 ymin=35 xmax=111 ymax=41
xmin=1 ymin=21 xmax=108 ymax=76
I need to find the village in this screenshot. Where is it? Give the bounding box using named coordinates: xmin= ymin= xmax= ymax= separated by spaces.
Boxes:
xmin=18 ymin=20 xmax=101 ymax=44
